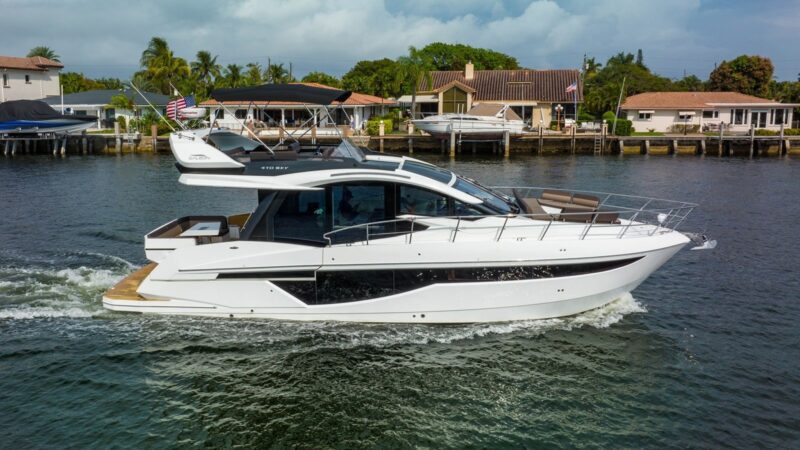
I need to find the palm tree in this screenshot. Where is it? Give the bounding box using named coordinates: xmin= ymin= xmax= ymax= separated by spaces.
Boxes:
xmin=397 ymin=46 xmax=433 ymax=119
xmin=139 ymin=37 xmax=190 ymax=94
xmin=222 ymin=64 xmax=244 ymax=88
xmin=27 ymin=46 xmax=60 ymax=62
xmin=191 ymin=51 xmax=221 ymax=85
xmin=266 ymin=63 xmax=292 ymax=84
xmin=245 ymin=63 xmax=263 ymax=85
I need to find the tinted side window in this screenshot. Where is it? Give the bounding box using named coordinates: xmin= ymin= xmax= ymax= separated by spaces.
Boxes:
xmin=274 ymin=191 xmax=326 ymax=243
xmin=398 ymin=185 xmax=448 ymax=216
xmin=331 ymin=183 xmax=387 ymax=228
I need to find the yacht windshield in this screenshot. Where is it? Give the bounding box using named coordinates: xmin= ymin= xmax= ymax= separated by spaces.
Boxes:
xmin=453 ymin=177 xmax=516 ymax=214
xmin=207 ymin=131 xmax=265 ymax=154
xmin=331 ymin=140 xmax=366 ymax=160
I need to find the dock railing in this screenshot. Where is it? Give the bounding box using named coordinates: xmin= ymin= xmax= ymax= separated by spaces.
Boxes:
xmin=323 ymin=187 xmax=697 ymax=246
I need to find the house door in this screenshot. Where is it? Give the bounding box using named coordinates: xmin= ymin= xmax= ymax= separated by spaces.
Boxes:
xmin=751 ymin=110 xmax=767 ymax=128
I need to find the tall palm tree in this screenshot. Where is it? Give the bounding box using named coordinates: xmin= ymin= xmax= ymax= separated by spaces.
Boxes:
xmin=266 ymin=63 xmax=291 ymax=84
xmin=27 ymin=46 xmax=60 ymax=62
xmin=139 ymin=37 xmax=190 ymax=94
xmin=223 ymin=64 xmax=244 ymax=88
xmin=191 ymin=50 xmax=221 ymax=85
xmin=397 ymin=46 xmax=433 ymax=119
xmin=245 ymin=63 xmax=263 ymax=86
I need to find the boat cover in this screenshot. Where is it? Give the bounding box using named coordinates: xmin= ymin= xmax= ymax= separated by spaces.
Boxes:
xmin=211 ymin=84 xmax=351 ymax=104
xmin=0 ymin=100 xmax=96 ymax=122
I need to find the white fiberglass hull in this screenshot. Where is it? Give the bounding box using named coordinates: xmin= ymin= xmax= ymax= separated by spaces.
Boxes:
xmin=102 ymin=238 xmax=686 ymax=323
xmin=413 ymin=117 xmax=525 ymax=138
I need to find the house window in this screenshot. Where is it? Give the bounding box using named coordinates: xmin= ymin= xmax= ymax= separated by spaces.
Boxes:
xmin=442 ymin=87 xmax=467 ymax=114
xmin=678 ymin=113 xmax=694 ymax=120
xmin=234 ymin=109 xmax=247 ymax=119
xmin=214 ymin=109 xmax=224 ymax=120
xmin=702 ymin=110 xmax=718 ymax=119
xmin=732 ymin=109 xmax=746 ymax=125
xmin=2 ymin=74 xmax=8 ymax=87
xmin=638 ymin=112 xmax=652 ymax=120
xmin=774 ymin=109 xmax=786 ymax=125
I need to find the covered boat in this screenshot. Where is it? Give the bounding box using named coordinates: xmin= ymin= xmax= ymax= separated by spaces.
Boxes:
xmin=0 ymin=100 xmax=97 ymax=134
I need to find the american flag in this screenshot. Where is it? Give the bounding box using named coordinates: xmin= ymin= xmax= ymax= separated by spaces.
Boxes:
xmin=166 ymin=95 xmax=195 ymax=120
xmin=565 ymin=81 xmax=578 ymax=93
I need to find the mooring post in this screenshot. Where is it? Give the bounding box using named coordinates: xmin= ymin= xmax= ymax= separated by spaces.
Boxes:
xmin=718 ymin=122 xmax=724 ymax=156
xmin=449 ymin=126 xmax=456 ymax=158
xmin=11 ymin=139 xmax=17 ymax=155
xmin=60 ymin=138 xmax=66 ymax=155
xmin=618 ymin=139 xmax=625 ymax=155
xmin=149 ymin=124 xmax=157 ymax=151
xmin=601 ymin=121 xmax=607 ymax=154
xmin=81 ymin=131 xmax=88 ymax=154
xmin=570 ymin=125 xmax=576 ymax=154
xmin=537 ymin=123 xmax=544 ymax=155
xmin=312 ymin=124 xmax=318 ymax=146
xmin=24 ymin=139 xmax=30 ymax=154
xmin=52 ymin=139 xmax=58 ymax=155
xmin=779 ymin=123 xmax=785 ymax=156
xmin=503 ymin=130 xmax=510 ymax=158
xmin=643 ymin=140 xmax=649 ymax=155
xmin=114 ymin=122 xmax=121 ymax=152
xmin=749 ymin=124 xmax=755 ymax=158
xmin=699 ymin=138 xmax=706 ymax=155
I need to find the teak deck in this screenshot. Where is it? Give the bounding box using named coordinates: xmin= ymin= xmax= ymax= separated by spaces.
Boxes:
xmin=104 ymin=263 xmax=158 ymax=301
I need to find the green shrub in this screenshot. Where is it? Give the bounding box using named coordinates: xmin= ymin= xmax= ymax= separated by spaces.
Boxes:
xmin=754 ymin=129 xmax=777 ymax=136
xmin=668 ymin=124 xmax=699 ymax=134
xmin=609 ymin=119 xmax=633 ymax=136
xmin=116 ymin=116 xmax=127 ymax=132
xmin=366 ymin=118 xmax=393 ymax=136
xmin=578 ymin=110 xmax=595 ymax=121
xmin=602 ymin=111 xmax=617 ymax=122
xmin=782 ymin=128 xmax=800 ymax=135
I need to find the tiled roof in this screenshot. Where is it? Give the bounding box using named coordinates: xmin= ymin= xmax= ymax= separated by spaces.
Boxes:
xmin=41 ymin=89 xmax=169 ymax=106
xmin=201 ymin=82 xmax=396 ymax=107
xmin=0 ymin=55 xmax=63 ymax=71
xmin=622 ymin=92 xmax=782 ymax=109
xmin=419 ymin=69 xmax=583 ymax=103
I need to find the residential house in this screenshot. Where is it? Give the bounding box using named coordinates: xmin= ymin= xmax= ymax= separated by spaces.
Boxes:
xmin=622 ymin=92 xmax=796 ymax=133
xmin=0 ymin=55 xmax=63 ymax=102
xmin=401 ymin=62 xmax=583 ymax=126
xmin=200 ymin=82 xmax=396 ymax=132
xmin=41 ymin=89 xmax=169 ymax=130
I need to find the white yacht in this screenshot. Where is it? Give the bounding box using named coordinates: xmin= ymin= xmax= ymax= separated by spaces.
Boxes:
xmin=103 ymin=85 xmax=713 ymax=323
xmin=412 ymin=103 xmax=525 ymax=139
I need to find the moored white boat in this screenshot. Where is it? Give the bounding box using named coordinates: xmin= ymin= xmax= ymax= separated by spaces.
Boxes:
xmin=412 ymin=103 xmax=525 ymax=138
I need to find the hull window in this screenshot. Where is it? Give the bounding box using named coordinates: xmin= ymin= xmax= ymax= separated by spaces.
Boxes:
xmin=272 ymin=257 xmax=643 ymax=305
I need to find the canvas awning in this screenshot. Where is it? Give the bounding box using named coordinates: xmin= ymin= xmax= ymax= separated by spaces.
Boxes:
xmin=211 ymin=84 xmax=351 ymax=105
xmin=638 ymin=110 xmax=655 ymax=114
xmin=678 ymin=111 xmax=697 ymax=115
xmin=397 ymin=94 xmax=438 ymax=104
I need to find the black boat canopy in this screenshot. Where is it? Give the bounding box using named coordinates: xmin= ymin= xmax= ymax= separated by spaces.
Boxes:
xmin=0 ymin=100 xmax=96 ymax=122
xmin=210 ymin=84 xmax=351 ymax=105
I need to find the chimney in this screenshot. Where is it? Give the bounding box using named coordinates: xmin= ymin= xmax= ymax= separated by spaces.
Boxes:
xmin=465 ymin=61 xmax=474 ymax=80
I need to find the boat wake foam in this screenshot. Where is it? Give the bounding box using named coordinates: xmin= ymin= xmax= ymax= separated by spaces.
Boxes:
xmin=0 ymin=259 xmax=134 ymax=320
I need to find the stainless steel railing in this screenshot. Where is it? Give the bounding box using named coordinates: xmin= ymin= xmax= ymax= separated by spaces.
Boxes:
xmin=322 ymin=187 xmax=697 ymax=246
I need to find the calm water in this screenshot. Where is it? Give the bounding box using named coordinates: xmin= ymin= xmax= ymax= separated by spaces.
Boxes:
xmin=1 ymin=153 xmax=798 ymax=448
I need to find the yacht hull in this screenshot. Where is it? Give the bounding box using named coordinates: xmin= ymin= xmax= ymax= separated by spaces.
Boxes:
xmin=102 ymin=242 xmax=684 ymax=323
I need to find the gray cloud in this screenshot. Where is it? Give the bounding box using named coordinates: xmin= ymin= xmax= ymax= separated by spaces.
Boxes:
xmin=4 ymin=0 xmax=798 ymax=81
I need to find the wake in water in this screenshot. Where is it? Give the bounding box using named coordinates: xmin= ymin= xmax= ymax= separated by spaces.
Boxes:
xmin=0 ymin=252 xmax=134 ymax=320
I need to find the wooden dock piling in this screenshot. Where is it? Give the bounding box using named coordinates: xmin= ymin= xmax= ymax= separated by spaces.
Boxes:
xmin=503 ymin=131 xmax=510 ymax=158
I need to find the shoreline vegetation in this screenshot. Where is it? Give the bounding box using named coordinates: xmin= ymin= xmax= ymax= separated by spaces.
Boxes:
xmin=27 ymin=40 xmax=800 ymax=137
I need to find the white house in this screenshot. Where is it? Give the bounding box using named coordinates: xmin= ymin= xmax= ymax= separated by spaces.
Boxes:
xmin=0 ymin=55 xmax=63 ymax=102
xmin=622 ymin=92 xmax=796 ymax=133
xmin=200 ymin=82 xmax=396 ymax=134
xmin=41 ymin=89 xmax=169 ymax=130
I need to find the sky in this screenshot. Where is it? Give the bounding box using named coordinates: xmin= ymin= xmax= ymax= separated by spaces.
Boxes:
xmin=4 ymin=0 xmax=800 ymax=81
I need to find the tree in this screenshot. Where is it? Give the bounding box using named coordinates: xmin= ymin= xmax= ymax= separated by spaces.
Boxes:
xmin=342 ymin=58 xmax=403 ymax=98
xmin=265 ymin=62 xmax=294 ymax=84
xmin=191 ymin=50 xmax=221 ymax=97
xmin=636 ymin=49 xmax=644 ymax=67
xmin=221 ymin=64 xmax=244 ymax=88
xmin=138 ymin=37 xmax=190 ymax=94
xmin=27 ymin=46 xmax=60 ymax=62
xmin=708 ymin=55 xmax=774 ymax=97
xmin=245 ymin=63 xmax=263 ymax=85
xmin=396 ymin=46 xmax=434 ymax=119
xmin=673 ymin=75 xmax=705 ymax=92
xmin=416 ymin=42 xmax=520 ymax=70
xmin=60 ymin=72 xmax=102 ymax=94
xmin=301 ymin=71 xmax=341 ymax=88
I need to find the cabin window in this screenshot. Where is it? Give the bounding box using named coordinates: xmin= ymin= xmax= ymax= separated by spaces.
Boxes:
xmin=638 ymin=112 xmax=652 ymax=120
xmin=330 ymin=182 xmax=389 ymax=227
xmin=2 ymin=74 xmax=8 ymax=87
xmin=398 ymin=185 xmax=448 ymax=216
xmin=702 ymin=110 xmax=718 ymax=119
xmin=24 ymin=74 xmax=31 ymax=84
xmin=442 ymin=87 xmax=468 ymax=114
xmin=401 ymin=161 xmax=454 ymax=184
xmin=273 ymin=190 xmax=327 ymax=244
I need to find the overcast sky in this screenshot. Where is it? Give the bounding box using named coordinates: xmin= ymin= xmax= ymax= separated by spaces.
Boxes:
xmin=5 ymin=0 xmax=800 ymax=81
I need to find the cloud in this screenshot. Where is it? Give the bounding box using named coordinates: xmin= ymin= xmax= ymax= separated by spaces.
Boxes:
xmin=3 ymin=0 xmax=797 ymax=81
